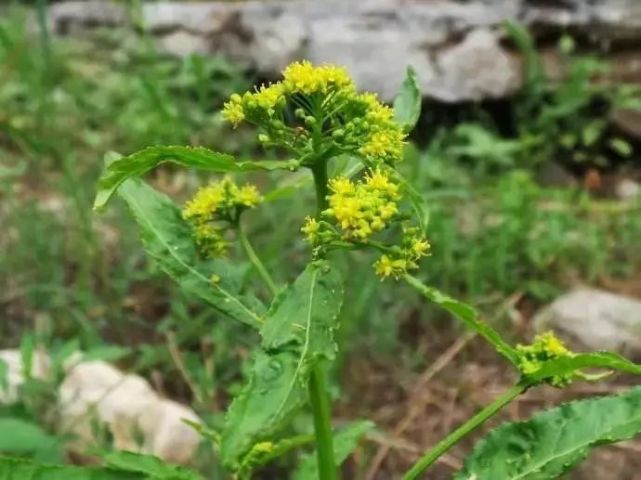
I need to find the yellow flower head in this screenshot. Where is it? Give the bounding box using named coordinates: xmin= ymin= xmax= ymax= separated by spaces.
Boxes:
xmin=374 ymin=255 xmax=408 ymax=280
xmin=222 ymin=94 xmax=245 ymax=127
xmin=516 ymin=331 xmax=575 ymax=387
xmin=301 ymin=216 xmax=321 ymax=243
xmin=324 ymin=169 xmax=400 ymax=240
xmin=359 ymin=129 xmax=406 ymax=162
xmin=282 ymin=61 xmax=354 ymax=96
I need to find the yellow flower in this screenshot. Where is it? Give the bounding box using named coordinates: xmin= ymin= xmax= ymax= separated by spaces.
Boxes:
xmin=245 ymin=83 xmax=284 ymax=113
xmin=222 ymin=94 xmax=245 ymax=127
xmin=516 ymin=331 xmax=575 ymax=387
xmin=409 ymin=238 xmax=430 ymax=259
xmin=282 ymin=61 xmax=354 ymax=96
xmin=301 ymin=216 xmax=321 ymax=242
xmin=193 ymin=223 xmax=228 ymax=258
xmin=182 ymin=184 xmax=225 ymax=220
xmin=360 ymin=92 xmax=394 ymax=123
xmin=324 ymin=169 xmax=400 ymax=240
xmin=374 ymin=255 xmax=408 ymax=279
xmin=359 ymin=129 xmax=406 ymax=161
xmin=235 ymin=184 xmax=262 ymax=207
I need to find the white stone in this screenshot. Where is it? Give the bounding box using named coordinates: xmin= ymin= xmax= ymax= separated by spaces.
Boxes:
xmin=534 ymin=289 xmax=641 ymax=355
xmin=139 ymin=399 xmax=201 ymax=465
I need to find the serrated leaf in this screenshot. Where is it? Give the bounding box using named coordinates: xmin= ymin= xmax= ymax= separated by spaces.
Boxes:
xmin=102 ymin=451 xmax=201 ymax=479
xmin=222 ymin=262 xmax=344 ymax=469
xmin=293 ymin=420 xmax=375 ymax=480
xmin=118 ymin=178 xmax=265 ymax=329
xmin=404 ymin=276 xmax=519 ymax=365
xmin=0 ymin=418 xmax=61 ymax=461
xmin=526 ymin=351 xmax=641 ymax=385
xmin=0 ymin=457 xmax=143 ymax=480
xmin=456 ymin=386 xmax=641 ymax=480
xmin=393 ymin=67 xmax=421 ymax=132
xmin=220 ymin=350 xmax=308 ymax=469
xmin=94 ymin=146 xmax=298 ymax=210
xmin=261 ymin=260 xmax=344 ymax=361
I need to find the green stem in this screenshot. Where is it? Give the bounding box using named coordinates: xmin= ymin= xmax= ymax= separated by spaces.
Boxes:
xmin=309 ymin=157 xmax=337 ymax=480
xmin=237 ymin=221 xmax=278 ymax=297
xmin=309 ymin=365 xmax=338 ymax=480
xmin=312 ymin=161 xmax=329 ymax=215
xmin=402 ymin=383 xmax=527 ymax=480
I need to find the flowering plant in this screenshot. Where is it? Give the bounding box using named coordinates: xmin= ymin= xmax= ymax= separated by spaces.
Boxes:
xmin=89 ymin=62 xmax=641 ymax=480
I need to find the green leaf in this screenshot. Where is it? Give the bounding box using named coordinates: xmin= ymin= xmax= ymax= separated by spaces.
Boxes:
xmin=525 ymin=351 xmax=641 ymax=385
xmin=392 ymin=171 xmax=429 ymax=234
xmin=221 ymin=261 xmax=344 ymax=469
xmin=393 ymin=66 xmax=421 ymax=132
xmin=0 ymin=359 xmax=8 ymax=393
xmin=94 ymin=146 xmax=299 ymax=210
xmin=293 ymin=420 xmax=375 ymax=480
xmin=118 ymin=178 xmax=265 ymax=329
xmin=404 ymin=276 xmax=519 ymax=365
xmin=220 ymin=350 xmax=308 ymax=469
xmin=261 ymin=260 xmax=344 ymax=362
xmin=609 ymin=137 xmax=633 ymax=157
xmin=0 ymin=418 xmax=61 ymax=461
xmin=0 ymin=457 xmax=143 ymax=479
xmin=456 ymin=386 xmax=641 ymax=480
xmin=102 ymin=451 xmax=201 ymax=480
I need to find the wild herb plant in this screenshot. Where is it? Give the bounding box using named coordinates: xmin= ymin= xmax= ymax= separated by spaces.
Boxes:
xmin=3 ymin=61 xmax=641 ymax=480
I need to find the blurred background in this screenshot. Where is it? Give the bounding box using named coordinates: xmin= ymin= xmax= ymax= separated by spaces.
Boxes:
xmin=1 ymin=0 xmax=641 ymax=478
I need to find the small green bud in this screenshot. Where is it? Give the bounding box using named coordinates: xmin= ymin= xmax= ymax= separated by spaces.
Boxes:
xmin=258 ymin=133 xmax=270 ymax=143
xmin=304 ymin=116 xmax=317 ymax=127
xmin=332 ymin=129 xmax=345 ymax=139
xmin=295 ymin=108 xmax=306 ymax=119
xmin=230 ymin=93 xmax=242 ymax=103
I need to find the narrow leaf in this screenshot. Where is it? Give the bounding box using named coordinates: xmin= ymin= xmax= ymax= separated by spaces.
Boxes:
xmin=118 ymin=178 xmax=265 ymax=329
xmin=457 ymin=386 xmax=641 ymax=479
xmin=526 ymin=351 xmax=641 ymax=385
xmin=404 ymin=275 xmax=519 ymax=365
xmin=102 ymin=451 xmax=201 ymax=479
xmin=293 ymin=420 xmax=375 ymax=480
xmin=393 ymin=66 xmax=421 ymax=132
xmin=94 ymin=145 xmax=299 ymax=210
xmin=222 ymin=261 xmax=344 ymax=469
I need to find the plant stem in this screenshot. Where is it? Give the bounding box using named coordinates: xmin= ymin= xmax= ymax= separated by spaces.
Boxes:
xmin=312 ymin=161 xmax=329 ymax=215
xmin=309 ymin=365 xmax=338 ymax=480
xmin=237 ymin=221 xmax=278 ymax=297
xmin=402 ymin=382 xmax=527 ymax=480
xmin=309 ymin=157 xmax=337 ymax=480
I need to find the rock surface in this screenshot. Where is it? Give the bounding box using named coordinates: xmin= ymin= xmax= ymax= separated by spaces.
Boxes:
xmin=58 ymin=360 xmax=201 ymax=464
xmin=46 ymin=0 xmax=641 ymax=102
xmin=534 ymin=289 xmax=641 ymax=356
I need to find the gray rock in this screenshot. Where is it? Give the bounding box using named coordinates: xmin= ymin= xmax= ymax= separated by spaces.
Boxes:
xmin=45 ymin=0 xmax=641 ymax=102
xmin=614 ymin=178 xmax=641 ymax=200
xmin=534 ymin=289 xmax=641 ymax=356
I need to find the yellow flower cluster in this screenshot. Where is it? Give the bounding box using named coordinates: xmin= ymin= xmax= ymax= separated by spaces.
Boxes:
xmin=374 ymin=227 xmax=430 ymax=280
xmin=282 ymin=61 xmax=354 ymax=96
xmin=516 ymin=331 xmax=575 ymax=387
xmin=182 ymin=177 xmax=262 ymax=257
xmin=359 ymin=129 xmax=406 ymax=161
xmin=324 ymin=169 xmax=400 ymax=239
xmin=300 ymin=216 xmax=321 ymax=243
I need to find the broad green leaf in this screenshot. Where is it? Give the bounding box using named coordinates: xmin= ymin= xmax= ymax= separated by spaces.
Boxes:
xmin=94 ymin=145 xmax=299 ymax=210
xmin=504 ymin=21 xmax=545 ymax=96
xmin=238 ymin=434 xmax=314 ymax=475
xmin=293 ymin=420 xmax=375 ymax=480
xmin=220 ymin=350 xmax=308 ymax=469
xmin=261 ymin=260 xmax=344 ymax=362
xmin=0 ymin=418 xmax=61 ymax=461
xmin=393 ymin=66 xmax=421 ymax=132
xmin=0 ymin=457 xmax=143 ymax=480
xmin=102 ymin=451 xmax=201 ymax=480
xmin=404 ymin=275 xmax=519 ymax=365
xmin=456 ymin=386 xmax=641 ymax=480
xmin=118 ymin=178 xmax=265 ymax=329
xmin=222 ymin=262 xmax=344 ymax=469
xmin=525 ymin=351 xmax=641 ymax=385
xmin=82 ymin=345 xmax=131 ymax=363
xmin=392 ymin=171 xmax=429 ymax=234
